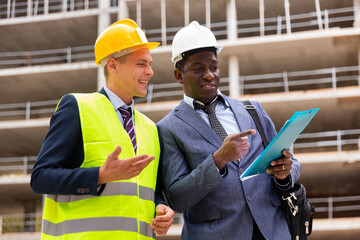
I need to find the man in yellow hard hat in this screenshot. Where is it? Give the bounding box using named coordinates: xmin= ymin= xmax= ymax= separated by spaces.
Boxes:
xmin=31 ymin=19 xmax=174 ymax=240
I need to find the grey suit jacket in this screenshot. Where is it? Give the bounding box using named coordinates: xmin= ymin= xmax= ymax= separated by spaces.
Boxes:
xmin=157 ymin=97 xmax=301 ymax=240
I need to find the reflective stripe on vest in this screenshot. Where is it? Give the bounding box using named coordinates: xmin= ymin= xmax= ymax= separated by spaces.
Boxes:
xmin=42 ymin=217 xmax=154 ymax=238
xmin=42 ymin=93 xmax=160 ymax=240
xmin=46 ymin=182 xmax=154 ymax=203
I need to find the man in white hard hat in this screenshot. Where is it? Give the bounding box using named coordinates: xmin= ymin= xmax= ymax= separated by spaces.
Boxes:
xmin=31 ymin=19 xmax=174 ymax=239
xmin=157 ymin=21 xmax=301 ymax=239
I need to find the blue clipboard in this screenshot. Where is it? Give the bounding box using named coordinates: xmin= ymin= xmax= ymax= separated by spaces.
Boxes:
xmin=240 ymin=108 xmax=320 ymax=179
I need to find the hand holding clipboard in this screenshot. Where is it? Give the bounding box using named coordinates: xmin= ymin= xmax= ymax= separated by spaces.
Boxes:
xmin=240 ymin=108 xmax=320 ymax=180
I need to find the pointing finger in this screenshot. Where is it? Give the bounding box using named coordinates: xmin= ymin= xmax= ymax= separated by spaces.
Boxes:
xmin=235 ymin=129 xmax=256 ymax=138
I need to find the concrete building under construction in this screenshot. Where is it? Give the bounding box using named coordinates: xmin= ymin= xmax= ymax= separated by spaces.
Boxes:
xmin=0 ymin=0 xmax=359 ymax=239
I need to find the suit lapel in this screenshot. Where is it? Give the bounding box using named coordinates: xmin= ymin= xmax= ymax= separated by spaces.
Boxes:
xmin=175 ymin=101 xmax=222 ymax=149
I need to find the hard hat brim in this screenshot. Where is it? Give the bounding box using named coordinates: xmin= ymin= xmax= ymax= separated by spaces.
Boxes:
xmin=172 ymin=45 xmax=223 ymax=63
xmin=146 ymin=42 xmax=161 ymax=51
xmin=96 ymin=41 xmax=160 ymax=65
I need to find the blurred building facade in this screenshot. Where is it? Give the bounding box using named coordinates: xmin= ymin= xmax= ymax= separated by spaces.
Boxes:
xmin=0 ymin=0 xmax=359 ymax=239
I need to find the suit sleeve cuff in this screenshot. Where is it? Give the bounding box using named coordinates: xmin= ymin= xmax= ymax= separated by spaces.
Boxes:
xmin=92 ymin=166 xmax=105 ymax=195
xmin=215 ymin=164 xmax=228 ymax=176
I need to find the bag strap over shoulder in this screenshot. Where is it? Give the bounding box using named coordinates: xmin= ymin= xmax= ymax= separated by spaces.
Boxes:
xmin=241 ymin=100 xmax=269 ymax=147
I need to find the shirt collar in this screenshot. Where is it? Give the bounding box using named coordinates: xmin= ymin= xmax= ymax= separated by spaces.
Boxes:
xmin=104 ymin=86 xmax=134 ymax=114
xmin=183 ymin=89 xmax=229 ymax=109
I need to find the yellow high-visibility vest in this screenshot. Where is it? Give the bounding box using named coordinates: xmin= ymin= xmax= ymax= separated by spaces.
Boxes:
xmin=41 ymin=93 xmax=160 ymax=240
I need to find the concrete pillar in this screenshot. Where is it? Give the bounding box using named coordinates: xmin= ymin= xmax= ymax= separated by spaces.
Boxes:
xmin=24 ymin=200 xmax=36 ymax=232
xmin=226 ymin=0 xmax=237 ymax=40
xmin=44 ymin=0 xmax=49 ymax=15
xmin=97 ymin=0 xmax=110 ymax=47
xmin=284 ymin=0 xmax=291 ymax=34
xmin=358 ymin=47 xmax=360 ymax=86
xmin=229 ymin=55 xmax=240 ymax=98
xmin=184 ymin=0 xmax=189 ymax=26
xmin=27 ymin=0 xmax=32 ymax=17
xmin=84 ymin=0 xmax=89 ymax=10
xmin=205 ymin=0 xmax=211 ymax=29
xmin=315 ymin=0 xmax=323 ymax=30
xmin=62 ymin=0 xmax=67 ymax=13
xmin=161 ymin=0 xmax=167 ymax=45
xmin=136 ymin=0 xmax=141 ymax=28
xmin=97 ymin=0 xmax=110 ymax=90
xmin=259 ymin=0 xmax=265 ymax=36
xmin=118 ymin=0 xmax=129 ymax=20
xmin=7 ymin=0 xmax=11 ymax=18
xmin=356 ymin=2 xmax=360 ymax=88
xmin=97 ymin=68 xmax=106 ymax=90
xmin=354 ymin=0 xmax=360 ymax=28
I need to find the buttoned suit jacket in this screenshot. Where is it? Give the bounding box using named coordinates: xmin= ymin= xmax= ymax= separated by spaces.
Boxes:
xmin=157 ymin=97 xmax=301 ymax=240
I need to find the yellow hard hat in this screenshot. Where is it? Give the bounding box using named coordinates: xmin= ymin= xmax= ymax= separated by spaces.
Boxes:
xmin=94 ymin=19 xmax=160 ymax=65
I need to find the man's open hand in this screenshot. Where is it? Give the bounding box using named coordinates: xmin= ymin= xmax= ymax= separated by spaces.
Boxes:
xmin=98 ymin=146 xmax=155 ymax=184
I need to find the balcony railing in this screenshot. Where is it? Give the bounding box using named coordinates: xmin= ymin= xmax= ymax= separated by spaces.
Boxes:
xmin=1 ymin=195 xmax=360 ymax=233
xmin=0 ymin=100 xmax=58 ymax=120
xmin=0 ymin=0 xmax=99 ymax=18
xmin=310 ymin=195 xmax=360 ymax=219
xmin=235 ymin=6 xmax=355 ymax=38
xmin=294 ymin=129 xmax=360 ymax=153
xmin=0 ymin=0 xmax=355 ymax=45
xmin=0 ymin=213 xmax=41 ymax=234
xmin=0 ymin=3 xmax=356 ymax=69
xmin=239 ymin=65 xmax=360 ymax=95
xmin=0 ymin=65 xmax=358 ymax=119
xmin=145 ymin=6 xmax=356 ymax=43
xmin=142 ymin=65 xmax=359 ymax=103
xmin=0 ymin=156 xmax=36 ymax=175
xmin=0 ymin=129 xmax=358 ymax=177
xmin=0 ymin=45 xmax=94 ymax=69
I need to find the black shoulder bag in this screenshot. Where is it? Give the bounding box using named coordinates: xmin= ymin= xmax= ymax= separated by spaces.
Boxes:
xmin=242 ymin=100 xmax=315 ymax=240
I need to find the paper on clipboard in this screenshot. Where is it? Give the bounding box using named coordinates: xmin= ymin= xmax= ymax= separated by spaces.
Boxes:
xmin=240 ymin=108 xmax=320 ymax=180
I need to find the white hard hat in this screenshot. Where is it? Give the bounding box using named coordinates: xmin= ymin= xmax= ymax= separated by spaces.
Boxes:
xmin=171 ymin=21 xmax=223 ymax=63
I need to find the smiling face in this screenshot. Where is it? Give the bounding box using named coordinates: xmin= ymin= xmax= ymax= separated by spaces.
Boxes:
xmin=175 ymin=51 xmax=220 ymax=105
xmin=106 ymin=48 xmax=154 ymax=105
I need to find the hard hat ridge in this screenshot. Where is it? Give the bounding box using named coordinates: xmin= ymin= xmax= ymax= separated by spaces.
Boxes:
xmin=171 ymin=21 xmax=223 ymax=63
xmin=109 ymin=18 xmax=138 ymax=28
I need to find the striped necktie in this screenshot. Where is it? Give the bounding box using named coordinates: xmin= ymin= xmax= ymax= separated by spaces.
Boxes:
xmin=194 ymin=97 xmax=228 ymax=142
xmin=119 ymin=106 xmax=137 ymax=152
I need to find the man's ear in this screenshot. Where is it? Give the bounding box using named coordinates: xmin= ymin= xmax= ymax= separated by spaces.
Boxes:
xmin=107 ymin=58 xmax=118 ymax=74
xmin=174 ymin=69 xmax=183 ymax=84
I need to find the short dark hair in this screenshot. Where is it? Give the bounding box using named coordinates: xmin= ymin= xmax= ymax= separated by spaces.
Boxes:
xmin=175 ymin=47 xmax=217 ymax=71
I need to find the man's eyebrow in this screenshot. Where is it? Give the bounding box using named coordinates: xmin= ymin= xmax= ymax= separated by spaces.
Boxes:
xmin=136 ymin=58 xmax=153 ymax=65
xmin=136 ymin=58 xmax=152 ymax=63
